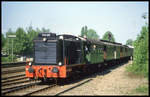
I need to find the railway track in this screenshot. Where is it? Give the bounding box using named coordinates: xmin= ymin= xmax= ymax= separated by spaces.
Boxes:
xmin=23 ymin=84 xmax=57 ymax=96
xmin=2 ymin=67 xmax=25 ymax=74
xmin=2 ymin=80 xmax=57 ymax=96
xmin=2 ymin=77 xmax=30 ymax=86
xmin=2 ymin=74 xmax=26 ymax=83
xmin=2 ymin=81 xmax=41 ymax=96
xmin=1 ymin=62 xmax=26 ymax=75
xmin=2 ymin=74 xmax=25 ymax=80
xmin=1 ymin=61 xmax=129 ymax=96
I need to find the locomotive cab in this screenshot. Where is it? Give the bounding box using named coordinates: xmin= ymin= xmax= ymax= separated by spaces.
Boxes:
xmin=26 ymin=33 xmax=83 ymax=80
xmin=26 ymin=33 xmax=66 ymax=80
xmin=34 ymin=33 xmax=64 ymax=66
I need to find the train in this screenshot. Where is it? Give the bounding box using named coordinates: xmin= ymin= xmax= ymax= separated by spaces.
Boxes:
xmin=25 ymin=32 xmax=133 ymax=81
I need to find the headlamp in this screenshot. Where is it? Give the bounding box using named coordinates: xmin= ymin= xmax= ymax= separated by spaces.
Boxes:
xmin=59 ymin=36 xmax=63 ymax=40
xmin=29 ymin=62 xmax=32 ymax=66
xmin=76 ymin=38 xmax=79 ymax=40
xmin=43 ymin=37 xmax=47 ymax=41
xmin=58 ymin=62 xmax=62 ymax=66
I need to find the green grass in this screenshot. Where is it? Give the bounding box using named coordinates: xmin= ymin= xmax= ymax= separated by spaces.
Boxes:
xmin=127 ymin=85 xmax=149 ymax=95
xmin=135 ymin=85 xmax=149 ymax=94
xmin=1 ymin=55 xmax=17 ymax=63
xmin=126 ymin=62 xmax=148 ymax=79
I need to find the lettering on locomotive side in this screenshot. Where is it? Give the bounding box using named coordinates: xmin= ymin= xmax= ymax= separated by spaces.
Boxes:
xmin=42 ymin=33 xmax=50 ymax=37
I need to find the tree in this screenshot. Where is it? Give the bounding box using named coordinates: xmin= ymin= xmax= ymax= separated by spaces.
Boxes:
xmin=86 ymin=29 xmax=99 ymax=39
xmin=84 ymin=26 xmax=88 ymax=37
xmin=126 ymin=39 xmax=133 ymax=46
xmin=126 ymin=13 xmax=148 ymax=78
xmin=81 ymin=27 xmax=85 ymax=37
xmin=26 ymin=25 xmax=39 ymax=56
xmin=129 ymin=25 xmax=148 ymax=77
xmin=102 ymin=31 xmax=115 ymax=42
xmin=2 ymin=33 xmax=5 ymax=48
xmin=142 ymin=12 xmax=147 ymax=19
xmin=81 ymin=25 xmax=88 ymax=37
xmin=80 ymin=26 xmax=99 ymax=40
xmin=4 ymin=28 xmax=14 ymax=55
xmin=41 ymin=27 xmax=50 ymax=33
xmin=13 ymin=27 xmax=28 ymax=55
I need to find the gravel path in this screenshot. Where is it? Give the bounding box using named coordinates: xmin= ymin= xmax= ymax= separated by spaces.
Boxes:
xmin=5 ymin=61 xmax=147 ymax=96
xmin=59 ymin=61 xmax=148 ymax=95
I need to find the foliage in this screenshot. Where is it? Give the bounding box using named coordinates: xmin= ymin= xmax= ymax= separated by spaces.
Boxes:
xmin=81 ymin=26 xmax=99 ymax=40
xmin=4 ymin=28 xmax=15 ymax=55
xmin=41 ymin=27 xmax=50 ymax=33
xmin=2 ymin=55 xmax=17 ymax=62
xmin=135 ymin=85 xmax=148 ymax=94
xmin=26 ymin=26 xmax=39 ymax=55
xmin=86 ymin=29 xmax=99 ymax=39
xmin=2 ymin=33 xmax=6 ymax=48
xmin=81 ymin=26 xmax=88 ymax=37
xmin=102 ymin=31 xmax=115 ymax=42
xmin=126 ymin=39 xmax=133 ymax=46
xmin=81 ymin=26 xmax=85 ymax=37
xmin=126 ymin=25 xmax=148 ymax=78
xmin=2 ymin=26 xmax=50 ymax=60
xmin=13 ymin=27 xmax=28 ymax=55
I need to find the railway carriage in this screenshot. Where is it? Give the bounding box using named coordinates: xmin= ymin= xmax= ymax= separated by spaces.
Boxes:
xmin=26 ymin=32 xmax=133 ymax=81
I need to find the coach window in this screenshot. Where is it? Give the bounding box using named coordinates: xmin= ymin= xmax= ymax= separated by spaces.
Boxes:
xmin=120 ymin=47 xmax=123 ymax=52
xmin=104 ymin=45 xmax=106 ymax=52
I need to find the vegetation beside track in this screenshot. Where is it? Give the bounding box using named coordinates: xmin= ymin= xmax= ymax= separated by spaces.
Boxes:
xmin=126 ymin=24 xmax=148 ymax=78
xmin=126 ymin=14 xmax=148 ymax=79
xmin=126 ymin=15 xmax=148 ymax=95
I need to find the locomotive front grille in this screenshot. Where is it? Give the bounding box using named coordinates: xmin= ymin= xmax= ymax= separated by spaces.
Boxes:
xmin=34 ymin=42 xmax=57 ymax=64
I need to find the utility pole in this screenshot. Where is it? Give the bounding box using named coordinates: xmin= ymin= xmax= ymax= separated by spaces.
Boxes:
xmin=8 ymin=35 xmax=16 ymax=62
xmin=12 ymin=38 xmax=13 ymax=62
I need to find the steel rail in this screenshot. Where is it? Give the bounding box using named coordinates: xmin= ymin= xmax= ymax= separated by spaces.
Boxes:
xmin=2 ymin=79 xmax=31 ymax=86
xmin=23 ymin=84 xmax=57 ymax=96
xmin=1 ymin=62 xmax=26 ymax=68
xmin=2 ymin=81 xmax=40 ymax=96
xmin=2 ymin=76 xmax=27 ymax=84
xmin=2 ymin=69 xmax=25 ymax=74
xmin=2 ymin=74 xmax=25 ymax=80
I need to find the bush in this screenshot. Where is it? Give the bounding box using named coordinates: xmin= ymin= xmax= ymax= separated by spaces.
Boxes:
xmin=126 ymin=25 xmax=148 ymax=78
xmin=135 ymin=85 xmax=148 ymax=94
xmin=2 ymin=55 xmax=17 ymax=63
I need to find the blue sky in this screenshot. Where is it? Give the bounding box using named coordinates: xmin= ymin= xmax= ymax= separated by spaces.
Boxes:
xmin=2 ymin=1 xmax=149 ymax=44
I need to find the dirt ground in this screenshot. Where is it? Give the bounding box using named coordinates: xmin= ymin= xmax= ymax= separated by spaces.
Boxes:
xmin=58 ymin=61 xmax=148 ymax=95
xmin=31 ymin=61 xmax=148 ymax=96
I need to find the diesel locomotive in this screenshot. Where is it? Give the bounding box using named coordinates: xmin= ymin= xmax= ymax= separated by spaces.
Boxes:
xmin=26 ymin=33 xmax=133 ymax=81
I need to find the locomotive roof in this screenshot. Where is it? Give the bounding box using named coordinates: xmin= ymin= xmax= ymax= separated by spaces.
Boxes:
xmin=59 ymin=34 xmax=123 ymax=47
xmin=36 ymin=33 xmax=129 ymax=48
xmin=99 ymin=39 xmax=123 ymax=47
xmin=58 ymin=34 xmax=87 ymax=41
xmin=86 ymin=38 xmax=103 ymax=45
xmin=58 ymin=34 xmax=79 ymax=39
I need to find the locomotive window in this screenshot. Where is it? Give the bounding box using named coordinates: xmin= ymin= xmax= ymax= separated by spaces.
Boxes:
xmin=120 ymin=47 xmax=123 ymax=52
xmin=114 ymin=46 xmax=116 ymax=51
xmin=125 ymin=48 xmax=127 ymax=52
xmin=34 ymin=42 xmax=57 ymax=64
xmin=104 ymin=46 xmax=106 ymax=52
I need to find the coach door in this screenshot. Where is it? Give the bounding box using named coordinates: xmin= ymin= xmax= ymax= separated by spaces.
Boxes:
xmin=114 ymin=46 xmax=117 ymax=59
xmin=120 ymin=46 xmax=123 ymax=58
xmin=103 ymin=45 xmax=107 ymax=60
xmin=65 ymin=40 xmax=82 ymax=65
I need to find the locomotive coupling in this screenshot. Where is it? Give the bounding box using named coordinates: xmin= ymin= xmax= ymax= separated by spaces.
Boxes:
xmin=52 ymin=67 xmax=59 ymax=73
xmin=28 ymin=67 xmax=34 ymax=73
